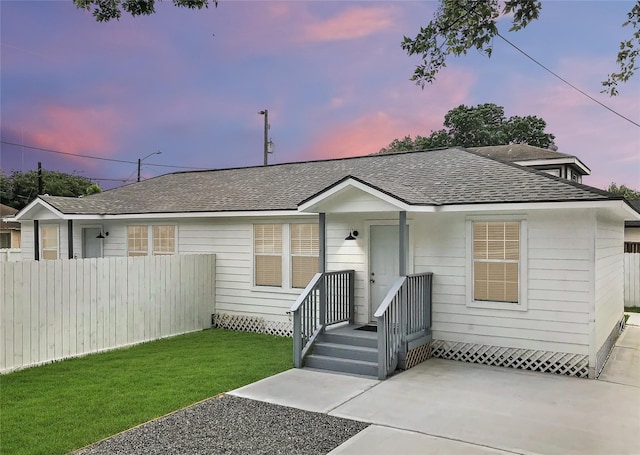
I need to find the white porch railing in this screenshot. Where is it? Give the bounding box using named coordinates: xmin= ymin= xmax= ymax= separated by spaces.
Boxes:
xmin=375 ymin=272 xmax=433 ymax=380
xmin=289 ymin=270 xmax=355 ymax=368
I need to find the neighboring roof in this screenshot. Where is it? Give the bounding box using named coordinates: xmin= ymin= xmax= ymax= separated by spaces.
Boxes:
xmin=627 ymin=200 xmax=640 ymax=228
xmin=25 ymin=148 xmax=619 ymax=217
xmin=0 ymin=203 xmax=20 ymax=230
xmin=469 ymin=144 xmax=591 ymax=175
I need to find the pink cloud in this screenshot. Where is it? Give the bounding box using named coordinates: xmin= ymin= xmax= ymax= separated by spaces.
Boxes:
xmin=300 ymin=6 xmax=397 ymax=43
xmin=26 ymin=105 xmax=123 ymax=165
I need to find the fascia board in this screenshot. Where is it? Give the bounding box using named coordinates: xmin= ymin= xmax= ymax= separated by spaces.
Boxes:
xmin=298 ymin=178 xmax=412 ymax=212
xmin=14 ymin=198 xmax=65 ymax=221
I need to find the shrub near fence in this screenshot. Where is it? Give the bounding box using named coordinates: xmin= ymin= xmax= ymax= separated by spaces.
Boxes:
xmin=0 ymin=254 xmax=216 ymax=373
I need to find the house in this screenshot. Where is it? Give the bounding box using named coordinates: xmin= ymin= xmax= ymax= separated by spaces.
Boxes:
xmin=14 ymin=147 xmax=640 ymax=378
xmin=1 ymin=203 xmax=21 ymax=249
xmin=469 ymin=144 xmax=590 ymax=183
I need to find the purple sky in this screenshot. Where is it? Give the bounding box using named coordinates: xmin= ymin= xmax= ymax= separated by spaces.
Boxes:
xmin=1 ymin=1 xmax=639 ymax=191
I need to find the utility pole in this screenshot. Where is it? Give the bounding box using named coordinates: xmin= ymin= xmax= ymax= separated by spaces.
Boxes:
xmin=137 ymin=151 xmax=162 ymax=182
xmin=258 ymin=109 xmax=271 ymax=166
xmin=37 ymin=162 xmax=43 ymax=195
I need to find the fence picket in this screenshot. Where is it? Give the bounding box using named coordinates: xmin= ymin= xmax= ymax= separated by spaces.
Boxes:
xmin=1 ymin=254 xmax=215 ymax=373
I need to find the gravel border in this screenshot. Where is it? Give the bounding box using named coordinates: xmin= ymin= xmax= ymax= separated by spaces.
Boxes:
xmin=73 ymin=394 xmax=369 ymax=454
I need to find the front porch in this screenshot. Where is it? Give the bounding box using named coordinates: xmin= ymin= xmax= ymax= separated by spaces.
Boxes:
xmin=289 ymin=268 xmax=433 ymax=379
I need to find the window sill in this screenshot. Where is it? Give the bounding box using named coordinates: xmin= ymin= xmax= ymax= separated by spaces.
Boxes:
xmin=250 ymin=286 xmax=304 ymax=295
xmin=467 ymin=300 xmax=528 ymax=312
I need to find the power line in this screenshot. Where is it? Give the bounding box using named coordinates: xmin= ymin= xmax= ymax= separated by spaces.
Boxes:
xmin=495 ymin=32 xmax=640 ymax=129
xmin=0 ymin=141 xmax=209 ymax=170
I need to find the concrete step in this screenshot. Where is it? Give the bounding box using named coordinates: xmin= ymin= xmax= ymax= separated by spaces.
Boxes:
xmin=313 ymin=341 xmax=378 ymax=363
xmin=318 ymin=332 xmax=377 ymax=349
xmin=305 ymin=354 xmax=378 ymax=377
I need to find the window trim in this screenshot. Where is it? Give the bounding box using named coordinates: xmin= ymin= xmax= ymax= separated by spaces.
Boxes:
xmin=466 ymin=216 xmax=528 ymax=311
xmin=40 ymin=224 xmax=60 ymax=261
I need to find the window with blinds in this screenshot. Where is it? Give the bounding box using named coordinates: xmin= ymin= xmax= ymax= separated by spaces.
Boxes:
xmin=41 ymin=225 xmax=59 ymax=260
xmin=254 ymin=224 xmax=282 ymax=287
xmin=291 ymin=223 xmax=319 ymax=288
xmin=473 ymin=221 xmax=519 ymax=303
xmin=153 ymin=226 xmax=175 ymax=255
xmin=128 ymin=225 xmax=149 ymax=257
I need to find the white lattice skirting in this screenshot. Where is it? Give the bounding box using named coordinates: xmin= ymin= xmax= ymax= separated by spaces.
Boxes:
xmin=431 ymin=340 xmax=589 ymax=378
xmin=212 ymin=313 xmax=293 ymax=337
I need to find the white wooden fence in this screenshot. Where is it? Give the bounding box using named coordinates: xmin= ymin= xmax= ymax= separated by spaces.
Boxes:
xmin=0 ymin=249 xmax=22 ymax=262
xmin=624 ymin=253 xmax=640 ymax=308
xmin=0 ymin=254 xmax=216 ymax=373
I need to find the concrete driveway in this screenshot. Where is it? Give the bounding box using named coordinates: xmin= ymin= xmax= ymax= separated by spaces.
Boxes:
xmin=230 ymin=320 xmax=640 ymax=455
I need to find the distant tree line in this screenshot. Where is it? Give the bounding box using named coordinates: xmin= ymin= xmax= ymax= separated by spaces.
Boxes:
xmin=0 ymin=170 xmax=101 ymax=210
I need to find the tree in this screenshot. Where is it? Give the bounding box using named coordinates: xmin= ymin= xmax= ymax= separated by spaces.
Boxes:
xmin=0 ymin=170 xmax=102 ymax=210
xmin=379 ymin=103 xmax=555 ymax=153
xmin=73 ymin=0 xmax=215 ymax=22
xmin=402 ymin=0 xmax=639 ymax=96
xmin=607 ymin=182 xmax=640 ymax=200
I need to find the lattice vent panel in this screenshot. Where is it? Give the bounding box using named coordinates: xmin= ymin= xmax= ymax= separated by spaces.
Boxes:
xmin=212 ymin=313 xmax=293 ymax=337
xmin=431 ymin=340 xmax=589 ymax=378
xmin=404 ymin=342 xmax=432 ymax=370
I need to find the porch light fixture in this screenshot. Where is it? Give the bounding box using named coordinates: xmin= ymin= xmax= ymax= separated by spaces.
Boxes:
xmin=96 ymin=231 xmax=109 ymax=239
xmin=345 ymin=229 xmax=359 ymax=241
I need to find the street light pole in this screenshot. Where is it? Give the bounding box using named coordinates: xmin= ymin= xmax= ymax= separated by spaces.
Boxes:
xmin=259 ymin=109 xmax=269 ymax=166
xmin=137 ymin=150 xmax=162 ymax=182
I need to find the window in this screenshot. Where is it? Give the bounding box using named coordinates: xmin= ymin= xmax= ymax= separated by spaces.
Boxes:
xmin=0 ymin=233 xmax=10 ymax=249
xmin=41 ymin=225 xmax=59 ymax=260
xmin=254 ymin=224 xmax=282 ymax=287
xmin=473 ymin=221 xmax=519 ymax=303
xmin=153 ymin=226 xmax=175 ymax=255
xmin=128 ymin=226 xmax=149 ymax=256
xmin=128 ymin=225 xmax=176 ymax=256
xmin=291 ymin=223 xmax=319 ymax=288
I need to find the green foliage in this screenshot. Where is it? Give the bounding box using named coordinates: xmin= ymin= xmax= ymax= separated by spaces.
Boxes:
xmin=73 ymin=0 xmax=215 ymax=22
xmin=379 ymin=103 xmax=555 ymax=153
xmin=403 ymin=0 xmax=637 ymax=96
xmin=602 ymin=3 xmax=640 ymax=96
xmin=0 ymin=170 xmax=101 ymax=210
xmin=1 ymin=329 xmax=292 ymax=455
xmin=607 ymin=182 xmax=640 ymax=200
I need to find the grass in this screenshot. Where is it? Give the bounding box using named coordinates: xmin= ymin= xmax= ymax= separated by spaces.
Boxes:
xmin=624 ymin=307 xmax=640 ymax=313
xmin=0 ymin=329 xmax=292 ymax=455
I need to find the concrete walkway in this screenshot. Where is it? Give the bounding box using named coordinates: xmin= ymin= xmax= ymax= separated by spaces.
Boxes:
xmin=230 ymin=320 xmax=640 ymax=455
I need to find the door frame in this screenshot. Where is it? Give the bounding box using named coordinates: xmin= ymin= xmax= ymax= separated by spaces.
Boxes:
xmin=82 ymin=225 xmax=104 ymax=259
xmin=365 ymin=219 xmax=414 ymax=322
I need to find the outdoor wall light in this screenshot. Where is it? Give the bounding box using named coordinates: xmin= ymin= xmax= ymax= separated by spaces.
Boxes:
xmin=345 ymin=229 xmax=359 ymax=241
xmin=96 ymin=231 xmax=109 ymax=239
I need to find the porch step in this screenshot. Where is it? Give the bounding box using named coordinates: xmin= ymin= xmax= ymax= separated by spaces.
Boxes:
xmin=305 ymin=354 xmax=378 ymax=377
xmin=303 ymin=326 xmax=378 ymax=377
xmin=313 ymin=342 xmax=378 ymax=363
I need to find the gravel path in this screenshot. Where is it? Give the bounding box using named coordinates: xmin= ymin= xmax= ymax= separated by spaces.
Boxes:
xmin=73 ymin=394 xmax=369 ymax=455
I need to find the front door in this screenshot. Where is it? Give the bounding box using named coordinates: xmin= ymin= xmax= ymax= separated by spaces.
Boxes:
xmin=369 ymin=225 xmax=400 ymax=321
xmin=82 ymin=228 xmax=103 ymax=258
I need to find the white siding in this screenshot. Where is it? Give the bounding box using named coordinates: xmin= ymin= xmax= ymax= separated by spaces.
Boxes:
xmin=409 ymin=210 xmax=594 ymax=355
xmin=19 ymin=222 xmax=34 ymax=260
xmin=594 ymin=215 xmax=624 ymax=350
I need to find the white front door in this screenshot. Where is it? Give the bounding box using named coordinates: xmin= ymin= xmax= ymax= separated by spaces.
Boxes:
xmin=369 ymin=225 xmax=400 ymax=321
xmin=82 ymin=228 xmax=103 ymax=258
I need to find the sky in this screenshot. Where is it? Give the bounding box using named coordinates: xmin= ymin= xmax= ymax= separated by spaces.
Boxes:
xmin=1 ymin=0 xmax=639 ymax=192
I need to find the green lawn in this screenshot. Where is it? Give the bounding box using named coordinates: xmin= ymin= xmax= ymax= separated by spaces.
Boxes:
xmin=1 ymin=329 xmax=292 ymax=455
xmin=625 ymin=307 xmax=640 ymax=313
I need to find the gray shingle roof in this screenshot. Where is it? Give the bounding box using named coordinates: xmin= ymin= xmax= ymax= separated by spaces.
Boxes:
xmin=469 ymin=144 xmax=581 ymax=162
xmin=40 ymin=148 xmax=616 ymax=215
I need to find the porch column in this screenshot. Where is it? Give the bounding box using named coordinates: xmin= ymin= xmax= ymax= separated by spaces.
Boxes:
xmin=319 ymin=212 xmax=326 ymax=273
xmin=34 ymin=220 xmax=40 ymax=261
xmin=319 ymin=212 xmax=326 ymax=327
xmin=68 ymin=220 xmax=74 ymax=259
xmin=399 ymin=211 xmax=407 ymax=276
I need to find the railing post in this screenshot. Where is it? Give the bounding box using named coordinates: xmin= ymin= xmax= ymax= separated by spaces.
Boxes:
xmin=319 ymin=274 xmax=326 ymax=328
xmin=293 ymin=310 xmax=302 ymax=368
xmin=377 ymin=315 xmax=387 ymax=379
xmin=348 ymin=270 xmax=355 ymax=324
